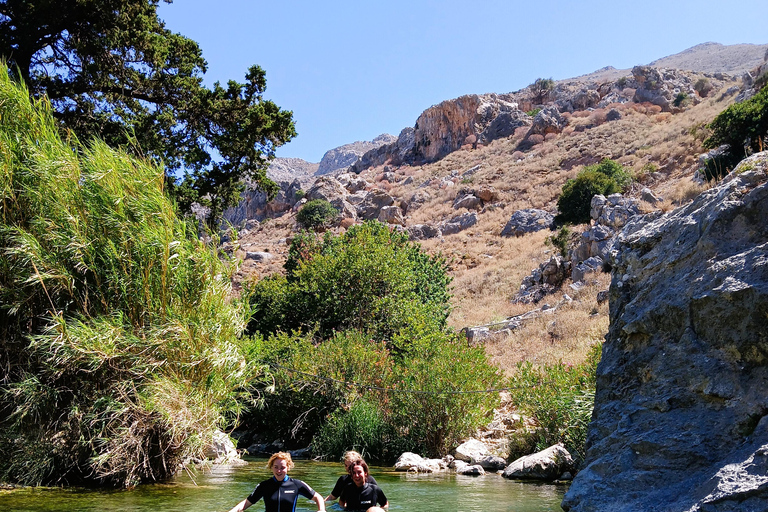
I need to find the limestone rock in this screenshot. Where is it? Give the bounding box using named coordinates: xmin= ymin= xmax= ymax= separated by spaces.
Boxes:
xmin=408 ymin=224 xmax=441 ymax=241
xmin=453 ymin=439 xmax=489 ymax=462
xmin=440 ymin=212 xmax=477 ymax=235
xmin=502 ymin=443 xmax=575 ymax=481
xmin=501 ymin=209 xmax=554 ymax=237
xmin=317 ymin=134 xmax=396 ymax=175
xmin=377 ymin=205 xmax=405 ymax=226
xmin=306 ymin=176 xmax=347 ymax=203
xmin=356 ymin=189 xmax=395 ymax=221
xmin=562 ymin=152 xmax=768 ymax=512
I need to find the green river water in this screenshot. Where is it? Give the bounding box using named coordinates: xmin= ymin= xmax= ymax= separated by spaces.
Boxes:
xmin=0 ymin=458 xmax=567 ymax=512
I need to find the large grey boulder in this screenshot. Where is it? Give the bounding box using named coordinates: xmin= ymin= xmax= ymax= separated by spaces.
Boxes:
xmin=562 ymin=153 xmax=768 ymax=512
xmin=453 ymin=439 xmax=489 ymax=462
xmin=305 ymin=176 xmax=347 ymax=203
xmin=501 ymin=209 xmax=554 ymax=237
xmin=356 ymin=189 xmax=395 ymax=220
xmin=440 ymin=212 xmax=477 ymax=235
xmin=502 ymin=443 xmax=575 ymax=481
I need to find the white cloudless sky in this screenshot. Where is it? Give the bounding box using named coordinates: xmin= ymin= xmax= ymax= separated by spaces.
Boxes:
xmin=158 ymin=0 xmax=768 ymax=163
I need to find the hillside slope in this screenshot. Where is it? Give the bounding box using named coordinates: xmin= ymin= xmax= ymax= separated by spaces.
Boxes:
xmin=228 ymin=42 xmax=765 ymax=371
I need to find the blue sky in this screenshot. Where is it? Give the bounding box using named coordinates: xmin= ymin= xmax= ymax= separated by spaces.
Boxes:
xmin=158 ymin=0 xmax=768 ymax=163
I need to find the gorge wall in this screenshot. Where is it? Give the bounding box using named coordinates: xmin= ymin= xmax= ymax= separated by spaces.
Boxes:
xmin=562 ymin=153 xmax=768 ymax=511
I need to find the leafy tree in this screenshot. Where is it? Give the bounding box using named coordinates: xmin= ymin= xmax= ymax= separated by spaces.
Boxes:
xmin=295 ymin=199 xmax=339 ymax=230
xmin=555 ymin=159 xmax=631 ymax=225
xmin=530 ymin=77 xmax=555 ymax=104
xmin=0 ymin=0 xmax=296 ymax=224
xmin=247 ymin=221 xmax=452 ymax=342
xmin=703 ymin=85 xmax=768 ymax=177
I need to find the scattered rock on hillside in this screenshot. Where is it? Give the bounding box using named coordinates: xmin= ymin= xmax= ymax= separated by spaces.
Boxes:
xmin=501 ymin=209 xmax=554 ymax=237
xmin=408 ymin=224 xmax=441 ymax=241
xmin=440 ymin=212 xmax=477 ymax=235
xmin=356 ymin=189 xmax=395 ymax=220
xmin=562 ymin=152 xmax=768 ymax=512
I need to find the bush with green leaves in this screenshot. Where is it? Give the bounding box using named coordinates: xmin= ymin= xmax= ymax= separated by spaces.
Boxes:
xmin=296 ymin=199 xmax=339 ymax=230
xmin=703 ymin=85 xmax=768 ymax=177
xmin=247 ymin=221 xmax=451 ymax=341
xmin=507 ymin=343 xmax=602 ymax=466
xmin=555 ymin=159 xmax=631 ymax=225
xmin=0 ymin=69 xmax=258 ymax=487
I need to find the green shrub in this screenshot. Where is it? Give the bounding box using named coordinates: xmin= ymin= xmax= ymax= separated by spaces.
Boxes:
xmin=527 ymin=108 xmax=542 ymax=117
xmin=507 ymin=343 xmax=602 ymax=466
xmin=295 ymin=199 xmax=338 ymax=230
xmin=0 ymin=68 xmax=257 ymax=487
xmin=312 ymin=399 xmax=395 ymax=462
xmin=704 ymin=85 xmax=768 ymax=175
xmin=555 ymin=159 xmax=631 ymax=225
xmin=546 ymin=226 xmax=571 ymax=257
xmin=247 ymin=221 xmax=451 ymax=341
xmin=386 ymin=331 xmax=502 ymax=456
xmin=673 ymin=91 xmax=690 ymax=108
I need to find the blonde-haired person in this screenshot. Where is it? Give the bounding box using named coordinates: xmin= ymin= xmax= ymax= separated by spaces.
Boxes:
xmin=226 ymin=452 xmax=325 ymax=512
xmin=325 ymin=451 xmax=378 ymax=502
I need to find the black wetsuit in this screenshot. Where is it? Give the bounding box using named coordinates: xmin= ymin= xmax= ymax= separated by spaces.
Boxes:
xmin=330 ymin=474 xmax=378 ymax=498
xmin=339 ymin=481 xmax=387 ymax=511
xmin=246 ymin=476 xmax=316 ymax=512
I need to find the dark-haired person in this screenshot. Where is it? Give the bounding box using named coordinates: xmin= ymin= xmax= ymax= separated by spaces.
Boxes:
xmin=339 ymin=460 xmax=388 ymax=511
xmin=225 ymin=452 xmax=325 ymax=512
xmin=325 ymin=450 xmax=379 ymax=502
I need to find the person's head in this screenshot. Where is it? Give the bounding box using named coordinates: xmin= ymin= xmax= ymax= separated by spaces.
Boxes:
xmin=267 ymin=452 xmax=294 ymax=480
xmin=342 ymin=450 xmax=363 ymax=472
xmin=349 ymin=460 xmax=369 ymax=487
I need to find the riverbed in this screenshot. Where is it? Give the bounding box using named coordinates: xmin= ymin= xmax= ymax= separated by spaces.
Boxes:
xmin=0 ymin=458 xmax=567 ymax=512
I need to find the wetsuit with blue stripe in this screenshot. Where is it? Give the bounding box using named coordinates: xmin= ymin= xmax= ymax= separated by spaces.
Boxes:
xmin=246 ymin=476 xmax=316 ymax=512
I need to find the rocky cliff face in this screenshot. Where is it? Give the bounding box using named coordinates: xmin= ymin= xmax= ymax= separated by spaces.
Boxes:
xmin=316 ymin=134 xmax=396 ymax=175
xmin=562 ymin=153 xmax=768 ymax=512
xmin=349 ymin=93 xmax=531 ymax=172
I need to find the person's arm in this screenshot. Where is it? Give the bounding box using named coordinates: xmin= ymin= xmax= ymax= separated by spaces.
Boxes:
xmin=311 ymin=491 xmax=326 ymax=512
xmin=326 ymin=475 xmax=344 ymax=501
xmin=226 ymin=498 xmax=253 ymax=512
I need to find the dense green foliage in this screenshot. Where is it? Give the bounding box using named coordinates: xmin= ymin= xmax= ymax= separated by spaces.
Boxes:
xmin=295 ymin=199 xmax=339 ymax=230
xmin=0 ymin=70 xmax=258 ymax=487
xmin=250 ymin=329 xmax=501 ymax=460
xmin=555 ymin=159 xmax=632 ymax=224
xmin=703 ymin=85 xmax=768 ymax=179
xmin=0 ymin=0 xmax=296 ymax=224
xmin=244 ymin=222 xmax=500 ymax=460
xmin=248 ymin=222 xmax=452 ymax=341
xmin=507 ymin=343 xmax=602 ymax=466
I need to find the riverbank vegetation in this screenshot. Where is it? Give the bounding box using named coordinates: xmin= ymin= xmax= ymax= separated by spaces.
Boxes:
xmin=0 ymin=69 xmax=260 ymax=487
xmin=243 ymin=223 xmax=501 ymax=460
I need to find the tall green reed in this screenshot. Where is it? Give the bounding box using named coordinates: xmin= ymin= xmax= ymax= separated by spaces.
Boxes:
xmin=0 ymin=66 xmax=259 ymax=487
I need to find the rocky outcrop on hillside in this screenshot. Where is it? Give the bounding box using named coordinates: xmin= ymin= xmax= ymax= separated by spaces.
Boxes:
xmin=562 ymin=153 xmax=768 ymax=512
xmin=349 ymin=94 xmax=531 ymax=172
xmin=317 ymin=134 xmax=396 ymax=175
xmin=347 ymin=68 xmax=734 ymax=175
xmin=223 ymin=158 xmax=318 ymax=225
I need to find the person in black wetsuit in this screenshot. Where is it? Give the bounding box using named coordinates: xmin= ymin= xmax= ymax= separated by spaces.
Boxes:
xmin=339 ymin=460 xmax=388 ymax=511
xmin=225 ymin=452 xmax=325 ymax=512
xmin=325 ymin=451 xmax=378 ymax=502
